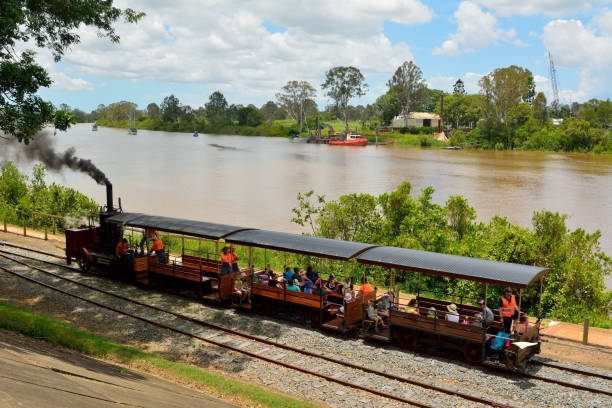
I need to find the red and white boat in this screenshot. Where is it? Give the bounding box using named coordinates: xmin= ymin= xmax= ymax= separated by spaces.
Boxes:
xmin=328 ymin=131 xmax=368 ymax=146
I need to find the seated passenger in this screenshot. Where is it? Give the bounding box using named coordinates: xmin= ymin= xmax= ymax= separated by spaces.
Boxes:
xmin=260 ymin=270 xmax=269 ymax=286
xmin=470 ymin=314 xmax=484 ymax=328
xmin=151 ymin=238 xmax=166 ymax=264
xmin=233 ymin=272 xmax=250 ymax=303
xmin=341 ymin=277 xmax=353 ymax=296
xmin=303 ymin=280 xmax=313 ymax=294
xmin=283 ymin=266 xmax=294 ymax=283
xmin=287 ymin=279 xmax=300 ymax=292
xmin=517 ymin=313 xmax=530 ymax=334
xmin=338 ymin=291 xmax=355 ymax=314
xmin=358 ymin=277 xmax=374 ymax=296
xmin=478 ymin=299 xmax=495 ymax=327
xmin=324 ymin=274 xmax=340 ymax=292
xmin=377 ymin=293 xmax=391 ymax=319
xmin=386 ymin=289 xmax=399 ymax=311
xmin=410 ymin=300 xmax=420 ymax=315
xmin=267 ymin=268 xmax=277 ymax=286
xmin=366 ymin=299 xmax=386 ymax=331
xmin=312 ymin=279 xmax=329 ymax=300
xmin=445 ymin=303 xmax=460 ymax=323
xmin=305 ymin=265 xmax=318 ymax=283
xmin=276 ymin=276 xmax=285 ymax=289
xmin=427 ymin=306 xmax=437 ymax=318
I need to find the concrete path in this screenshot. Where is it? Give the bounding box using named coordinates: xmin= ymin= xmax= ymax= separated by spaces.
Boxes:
xmin=0 ymin=330 xmax=237 ymax=408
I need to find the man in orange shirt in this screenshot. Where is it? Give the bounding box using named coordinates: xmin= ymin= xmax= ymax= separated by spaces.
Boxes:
xmin=151 ymin=238 xmax=166 ymax=264
xmin=139 ymin=228 xmax=159 ymax=255
xmin=220 ymin=247 xmax=231 ymax=275
xmin=358 ymin=277 xmax=374 ymax=295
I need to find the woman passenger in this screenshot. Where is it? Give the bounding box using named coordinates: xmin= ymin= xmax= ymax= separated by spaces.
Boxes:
xmin=306 ymin=265 xmax=318 ymax=283
xmin=324 ymin=274 xmax=339 ymax=292
xmin=220 ymin=247 xmax=231 ymax=275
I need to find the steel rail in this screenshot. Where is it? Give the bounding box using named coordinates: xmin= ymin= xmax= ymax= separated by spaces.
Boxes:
xmin=0 ymin=261 xmax=441 ymax=408
xmin=0 ymin=251 xmax=518 ymax=408
xmin=2 ymin=246 xmax=612 ymax=397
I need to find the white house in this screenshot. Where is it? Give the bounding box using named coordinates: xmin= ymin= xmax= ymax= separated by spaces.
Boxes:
xmin=392 ymin=112 xmax=440 ymax=128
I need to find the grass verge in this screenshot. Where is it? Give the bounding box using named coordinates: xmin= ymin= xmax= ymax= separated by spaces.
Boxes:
xmin=0 ymin=301 xmax=321 ymax=408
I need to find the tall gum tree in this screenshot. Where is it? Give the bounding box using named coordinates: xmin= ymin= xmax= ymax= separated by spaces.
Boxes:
xmin=275 ymin=81 xmax=316 ymax=133
xmin=321 ymin=66 xmax=367 ymax=132
xmin=0 ymin=0 xmax=144 ymax=143
xmin=387 ymin=61 xmax=427 ymax=126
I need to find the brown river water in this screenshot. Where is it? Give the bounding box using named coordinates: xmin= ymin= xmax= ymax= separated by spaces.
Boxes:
xmin=3 ymin=124 xmax=612 ymax=288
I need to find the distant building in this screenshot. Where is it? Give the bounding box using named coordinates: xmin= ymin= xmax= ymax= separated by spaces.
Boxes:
xmin=392 ymin=112 xmax=440 ymax=128
xmin=551 ymin=118 xmax=564 ymax=126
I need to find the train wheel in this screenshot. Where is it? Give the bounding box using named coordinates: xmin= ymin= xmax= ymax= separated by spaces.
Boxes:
xmin=397 ymin=328 xmax=417 ymax=349
xmin=463 ymin=342 xmax=483 ymax=364
xmin=77 ymin=248 xmax=91 ymax=271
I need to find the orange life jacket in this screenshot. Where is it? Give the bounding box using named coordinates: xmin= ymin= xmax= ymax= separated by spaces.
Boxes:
xmin=231 ymin=253 xmax=239 ymax=264
xmin=500 ymin=295 xmax=517 ymax=317
xmin=221 ymin=253 xmax=231 ymax=263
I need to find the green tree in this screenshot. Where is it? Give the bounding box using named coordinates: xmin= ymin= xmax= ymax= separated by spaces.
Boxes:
xmin=453 ymin=79 xmax=466 ymax=95
xmin=386 ymin=61 xmax=427 ymax=125
xmin=276 ymin=81 xmax=316 ymax=133
xmin=260 ymin=101 xmax=280 ymax=121
xmin=205 ymin=91 xmax=229 ymax=126
xmin=479 ymin=65 xmax=534 ymax=148
xmin=578 ymin=99 xmax=612 ymax=128
xmin=321 ymin=66 xmax=367 ymax=131
xmin=445 ymin=195 xmax=476 ymax=238
xmin=237 ymin=105 xmax=263 ymax=127
xmin=1 ymin=0 xmax=143 ymax=143
xmin=146 ymin=103 xmax=161 ymax=119
xmin=532 ymin=92 xmax=548 ymax=125
xmin=374 ymin=92 xmax=400 ymax=126
xmin=161 ymin=95 xmax=181 ymax=122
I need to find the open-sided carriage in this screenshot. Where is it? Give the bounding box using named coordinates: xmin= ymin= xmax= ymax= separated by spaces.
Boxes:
xmin=355 ymin=246 xmax=549 ymax=367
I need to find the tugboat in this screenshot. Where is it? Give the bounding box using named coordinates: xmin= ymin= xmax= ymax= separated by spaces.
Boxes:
xmin=328 ymin=131 xmax=368 ymax=146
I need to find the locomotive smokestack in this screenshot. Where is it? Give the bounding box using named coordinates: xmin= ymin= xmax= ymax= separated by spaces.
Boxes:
xmin=106 ymin=182 xmax=113 ymax=212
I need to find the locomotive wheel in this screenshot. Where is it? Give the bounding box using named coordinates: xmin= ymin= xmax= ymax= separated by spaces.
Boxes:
xmin=397 ymin=328 xmax=417 ymax=349
xmin=463 ymin=342 xmax=483 ymax=364
xmin=77 ymin=248 xmax=91 ymax=271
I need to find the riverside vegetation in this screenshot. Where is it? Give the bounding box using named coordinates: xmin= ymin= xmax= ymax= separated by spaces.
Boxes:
xmin=67 ymin=63 xmax=612 ymax=153
xmin=1 ymin=163 xmax=610 ymax=328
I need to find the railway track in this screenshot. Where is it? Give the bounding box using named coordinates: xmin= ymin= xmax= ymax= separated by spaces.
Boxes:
xmin=0 ymin=249 xmax=508 ymax=408
xmin=1 ymin=243 xmax=611 ymax=402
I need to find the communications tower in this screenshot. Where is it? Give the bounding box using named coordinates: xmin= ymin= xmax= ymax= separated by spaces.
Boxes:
xmin=547 ymin=50 xmax=560 ymax=107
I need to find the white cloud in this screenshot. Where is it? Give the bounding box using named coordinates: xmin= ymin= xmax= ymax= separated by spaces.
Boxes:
xmin=42 ymin=0 xmax=432 ymax=104
xmin=592 ymin=7 xmax=612 ymax=35
xmin=51 ymin=73 xmax=95 ymax=91
xmin=433 ymin=1 xmax=517 ymax=55
xmin=542 ymin=16 xmax=612 ymax=101
xmin=475 ymin=0 xmax=595 ymax=17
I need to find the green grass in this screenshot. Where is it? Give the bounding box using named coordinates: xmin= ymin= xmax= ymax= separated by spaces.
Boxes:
xmin=0 ymin=301 xmax=321 ymax=408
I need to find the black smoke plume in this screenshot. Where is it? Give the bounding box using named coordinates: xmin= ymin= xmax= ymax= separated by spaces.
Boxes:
xmin=2 ymin=130 xmax=110 ymax=186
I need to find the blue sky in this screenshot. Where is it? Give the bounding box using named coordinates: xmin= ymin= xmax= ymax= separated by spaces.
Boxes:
xmin=36 ymin=1 xmax=612 ymax=112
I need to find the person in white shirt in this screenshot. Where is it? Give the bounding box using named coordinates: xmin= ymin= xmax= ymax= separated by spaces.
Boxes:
xmin=446 ymin=303 xmax=460 ymax=323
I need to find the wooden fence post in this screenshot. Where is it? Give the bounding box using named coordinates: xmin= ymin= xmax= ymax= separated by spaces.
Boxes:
xmin=3 ymin=218 xmax=6 ymax=232
xmin=32 ymin=213 xmax=35 ymax=230
xmin=52 ymin=218 xmax=56 ymax=235
xmin=583 ymin=317 xmax=590 ymax=345
xmin=44 ymin=226 xmax=48 ymax=240
xmin=23 ymin=219 xmax=27 ymax=236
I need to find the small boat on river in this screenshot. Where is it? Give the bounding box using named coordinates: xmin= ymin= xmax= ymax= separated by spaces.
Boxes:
xmin=328 ymin=131 xmax=368 ymax=146
xmin=128 ymin=127 xmax=137 ymax=135
xmin=193 ymin=131 xmax=199 ymax=137
xmin=92 ymin=124 xmax=98 ymax=131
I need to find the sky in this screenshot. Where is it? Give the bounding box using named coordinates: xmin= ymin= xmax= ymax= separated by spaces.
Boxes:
xmin=34 ymin=0 xmax=612 ymax=112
